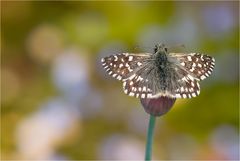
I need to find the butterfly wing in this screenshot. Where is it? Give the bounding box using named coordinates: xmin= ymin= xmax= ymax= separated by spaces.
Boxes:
xmin=101 ymin=53 xmax=151 ymax=81
xmin=122 ymin=61 xmax=156 ymax=98
xmin=164 ymin=52 xmax=215 ymax=98
xmin=171 ymin=66 xmax=201 ymax=98
xmin=169 ymin=53 xmax=215 ymax=81
xmin=102 ymin=52 xmax=215 ymax=99
xmin=102 ymin=53 xmax=158 ymax=98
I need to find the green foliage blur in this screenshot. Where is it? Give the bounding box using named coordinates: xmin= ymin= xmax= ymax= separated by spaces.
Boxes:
xmin=1 ymin=1 xmax=239 ymax=160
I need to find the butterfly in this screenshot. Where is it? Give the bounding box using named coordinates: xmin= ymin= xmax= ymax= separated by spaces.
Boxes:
xmin=101 ymin=43 xmax=215 ymax=99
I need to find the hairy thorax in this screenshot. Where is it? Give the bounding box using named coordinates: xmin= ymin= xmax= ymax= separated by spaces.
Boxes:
xmin=155 ymin=52 xmax=168 ymax=70
xmin=154 ymin=52 xmax=169 ymax=90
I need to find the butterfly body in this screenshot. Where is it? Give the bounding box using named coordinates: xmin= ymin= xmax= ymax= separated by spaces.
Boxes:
xmin=101 ymin=43 xmax=215 ymax=99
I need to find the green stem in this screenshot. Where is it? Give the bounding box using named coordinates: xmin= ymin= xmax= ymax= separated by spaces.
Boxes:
xmin=145 ymin=115 xmax=156 ymax=161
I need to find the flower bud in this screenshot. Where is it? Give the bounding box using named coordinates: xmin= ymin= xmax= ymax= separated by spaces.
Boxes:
xmin=140 ymin=97 xmax=176 ymax=116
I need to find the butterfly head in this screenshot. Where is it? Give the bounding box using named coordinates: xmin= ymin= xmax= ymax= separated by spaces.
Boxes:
xmin=154 ymin=43 xmax=169 ymax=69
xmin=154 ymin=43 xmax=168 ymax=54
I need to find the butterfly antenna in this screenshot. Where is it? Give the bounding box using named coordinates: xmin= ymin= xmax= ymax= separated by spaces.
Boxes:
xmin=167 ymin=44 xmax=186 ymax=50
xmin=134 ymin=45 xmax=152 ymax=51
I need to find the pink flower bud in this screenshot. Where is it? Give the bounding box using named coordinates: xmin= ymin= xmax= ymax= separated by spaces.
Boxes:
xmin=140 ymin=97 xmax=176 ymax=116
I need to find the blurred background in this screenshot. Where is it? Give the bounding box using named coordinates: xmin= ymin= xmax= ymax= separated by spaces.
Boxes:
xmin=1 ymin=1 xmax=239 ymax=160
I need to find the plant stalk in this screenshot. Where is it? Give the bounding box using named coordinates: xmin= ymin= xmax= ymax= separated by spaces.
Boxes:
xmin=145 ymin=114 xmax=156 ymax=161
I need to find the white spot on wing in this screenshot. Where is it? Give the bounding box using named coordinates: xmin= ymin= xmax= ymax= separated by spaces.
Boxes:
xmin=180 ymin=62 xmax=185 ymax=66
xmin=128 ymin=74 xmax=136 ymax=80
xmin=191 ymin=81 xmax=195 ymax=87
xmin=130 ymin=81 xmax=133 ymax=85
xmin=129 ymin=92 xmax=134 ymax=96
xmin=137 ymin=62 xmax=142 ymax=66
xmin=117 ymin=75 xmax=122 ymax=80
xmin=187 ymin=56 xmax=192 ymax=61
xmin=128 ymin=56 xmax=133 ymax=61
xmin=137 ymin=76 xmax=143 ymax=82
xmin=182 ymin=77 xmax=188 ymax=82
xmin=114 ymin=56 xmax=118 ymax=61
xmin=175 ymin=94 xmax=181 ymax=98
xmin=143 ymin=86 xmax=147 ymax=91
xmin=128 ymin=68 xmax=133 ymax=72
xmin=181 ymin=87 xmax=184 ymax=92
xmin=190 ymin=68 xmax=194 ymax=72
xmin=147 ymin=94 xmax=152 ymax=97
xmin=197 ymin=90 xmax=200 ymax=95
xmin=187 ymin=74 xmax=195 ymax=81
xmin=182 ymin=94 xmax=187 ymax=98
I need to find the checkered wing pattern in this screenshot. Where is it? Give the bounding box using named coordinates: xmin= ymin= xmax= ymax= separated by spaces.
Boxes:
xmin=101 ymin=50 xmax=215 ymax=99
xmin=172 ymin=67 xmax=201 ymax=98
xmin=102 ymin=53 xmax=156 ymax=98
xmin=101 ymin=53 xmax=151 ymax=81
xmin=170 ymin=53 xmax=215 ymax=81
xmin=168 ymin=53 xmax=215 ymax=98
xmin=122 ymin=63 xmax=155 ymax=98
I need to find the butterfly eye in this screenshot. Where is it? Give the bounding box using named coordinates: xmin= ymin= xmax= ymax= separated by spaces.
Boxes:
xmin=164 ymin=48 xmax=168 ymax=52
xmin=154 ymin=46 xmax=158 ymax=53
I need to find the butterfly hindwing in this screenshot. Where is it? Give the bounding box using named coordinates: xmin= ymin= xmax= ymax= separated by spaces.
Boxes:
xmin=174 ymin=69 xmax=200 ymax=98
xmin=123 ymin=74 xmax=153 ymax=98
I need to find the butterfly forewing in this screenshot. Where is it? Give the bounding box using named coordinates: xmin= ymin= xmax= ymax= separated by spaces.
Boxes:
xmin=101 ymin=53 xmax=151 ymax=81
xmin=170 ymin=53 xmax=215 ymax=81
